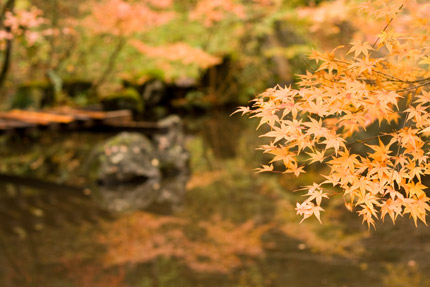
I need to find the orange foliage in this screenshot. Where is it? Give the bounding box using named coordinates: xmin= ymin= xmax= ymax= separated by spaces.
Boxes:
xmin=84 ymin=0 xmax=175 ymax=37
xmin=131 ymin=40 xmax=222 ymax=69
xmin=238 ymin=0 xmax=430 ymax=228
xmin=189 ymin=0 xmax=246 ymax=27
xmin=297 ymin=0 xmax=353 ymax=37
xmin=99 ymin=212 xmax=268 ymax=273
xmin=0 ymin=7 xmax=47 ymax=47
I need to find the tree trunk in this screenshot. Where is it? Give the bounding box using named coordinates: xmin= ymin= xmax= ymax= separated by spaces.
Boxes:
xmin=0 ymin=0 xmax=15 ymax=90
xmin=90 ymin=37 xmax=126 ymax=95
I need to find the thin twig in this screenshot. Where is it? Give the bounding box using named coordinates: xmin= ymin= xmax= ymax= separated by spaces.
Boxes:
xmin=371 ymin=1 xmax=407 ymax=49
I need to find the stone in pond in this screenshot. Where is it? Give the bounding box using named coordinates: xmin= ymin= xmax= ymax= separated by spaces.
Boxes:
xmin=96 ymin=174 xmax=188 ymax=213
xmin=97 ymin=132 xmax=161 ymax=185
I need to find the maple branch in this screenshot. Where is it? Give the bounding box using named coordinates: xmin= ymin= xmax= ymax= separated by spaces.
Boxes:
xmin=345 ymin=134 xmax=391 ymax=147
xmin=371 ymin=1 xmax=407 ymax=49
xmin=395 ymin=80 xmax=430 ymax=93
xmin=330 ymin=58 xmax=430 ymax=87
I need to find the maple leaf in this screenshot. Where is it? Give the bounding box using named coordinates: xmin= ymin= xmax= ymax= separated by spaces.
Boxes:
xmin=403 ymin=198 xmax=429 ymax=227
xmin=358 ymin=205 xmax=377 ymax=229
xmin=405 ymin=105 xmax=427 ymax=128
xmin=345 ymin=201 xmax=354 ymax=212
xmin=268 ymin=146 xmax=295 ymax=166
xmin=261 ymin=125 xmax=287 ymax=143
xmin=255 ymin=164 xmax=274 ymax=173
xmin=415 ymin=91 xmax=430 ymax=105
xmin=308 ymin=49 xmax=324 ymax=64
xmin=232 ymin=106 xmax=250 ymax=116
xmin=366 ymin=138 xmax=393 ymax=162
xmin=348 ymin=40 xmax=374 ymax=58
xmin=292 ymin=165 xmax=306 ymax=177
xmin=380 ymin=198 xmax=402 ymax=223
xmin=306 ymin=149 xmax=325 ymax=164
xmin=405 ymin=182 xmax=427 ymax=199
xmin=357 ymin=192 xmax=380 ymax=212
xmin=321 ymin=133 xmax=346 ymax=154
xmin=368 ymin=161 xmax=391 ymax=181
xmin=303 ymin=183 xmax=329 ymax=206
xmin=377 ymin=30 xmax=401 ymax=53
xmin=418 ymin=126 xmax=430 ymax=135
xmin=295 ymin=202 xmax=324 ymax=223
xmin=304 ymin=96 xmax=328 ymax=116
xmin=351 ymin=57 xmax=382 ymax=74
xmin=303 ymin=118 xmax=328 ymax=140
xmin=328 ymin=150 xmax=359 ymax=173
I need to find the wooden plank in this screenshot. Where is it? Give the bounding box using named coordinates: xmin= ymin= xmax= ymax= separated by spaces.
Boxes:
xmin=46 ymin=110 xmax=92 ymax=121
xmin=50 ymin=107 xmax=132 ymax=122
xmin=0 ymin=108 xmax=140 ymax=134
xmin=0 ymin=110 xmax=75 ymax=125
xmin=50 ymin=107 xmax=106 ymax=120
xmin=103 ymin=110 xmax=132 ymax=120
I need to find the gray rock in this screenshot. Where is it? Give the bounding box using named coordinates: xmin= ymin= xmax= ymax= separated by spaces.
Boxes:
xmin=98 ymin=132 xmax=161 ymax=185
xmin=88 ymin=116 xmax=190 ymax=214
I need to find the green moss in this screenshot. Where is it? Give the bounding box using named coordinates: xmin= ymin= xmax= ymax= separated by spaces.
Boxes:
xmin=12 ymin=81 xmax=54 ymax=109
xmin=101 ymin=88 xmax=144 ymax=114
xmin=20 ymin=80 xmax=51 ymax=89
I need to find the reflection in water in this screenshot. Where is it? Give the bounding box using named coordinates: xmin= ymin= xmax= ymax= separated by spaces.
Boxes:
xmin=95 ymin=175 xmax=188 ymax=214
xmin=99 ymin=213 xmax=268 ymax=273
xmin=1 ymin=112 xmax=430 ymax=286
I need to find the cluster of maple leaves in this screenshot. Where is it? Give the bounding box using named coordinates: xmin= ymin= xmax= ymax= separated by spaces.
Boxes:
xmin=238 ymin=0 xmax=430 ymax=227
xmin=0 ymin=7 xmax=47 ymax=48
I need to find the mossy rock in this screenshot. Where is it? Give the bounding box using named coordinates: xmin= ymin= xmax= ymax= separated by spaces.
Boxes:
xmin=101 ymin=88 xmax=144 ymax=115
xmin=88 ymin=132 xmax=160 ymax=185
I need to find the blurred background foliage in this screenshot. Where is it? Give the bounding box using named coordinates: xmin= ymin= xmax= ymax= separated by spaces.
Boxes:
xmin=0 ymin=0 xmax=349 ymax=111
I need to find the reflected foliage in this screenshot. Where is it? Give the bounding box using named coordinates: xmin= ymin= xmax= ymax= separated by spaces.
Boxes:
xmin=1 ymin=112 xmax=430 ymax=286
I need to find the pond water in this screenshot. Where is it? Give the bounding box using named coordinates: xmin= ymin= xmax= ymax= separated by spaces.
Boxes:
xmin=1 ymin=111 xmax=430 ymax=287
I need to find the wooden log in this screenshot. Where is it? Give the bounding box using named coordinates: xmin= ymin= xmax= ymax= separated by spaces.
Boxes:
xmin=49 ymin=107 xmax=104 ymax=120
xmin=0 ymin=110 xmax=75 ymax=125
xmin=50 ymin=107 xmax=132 ymax=121
xmin=99 ymin=110 xmax=133 ymax=124
xmin=0 ymin=108 xmax=154 ymax=135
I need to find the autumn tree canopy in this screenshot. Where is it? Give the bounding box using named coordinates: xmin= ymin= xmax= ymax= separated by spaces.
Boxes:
xmin=238 ymin=0 xmax=430 ymax=227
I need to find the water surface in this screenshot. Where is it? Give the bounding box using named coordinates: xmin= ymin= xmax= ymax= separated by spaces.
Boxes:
xmin=1 ymin=111 xmax=430 ymax=287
